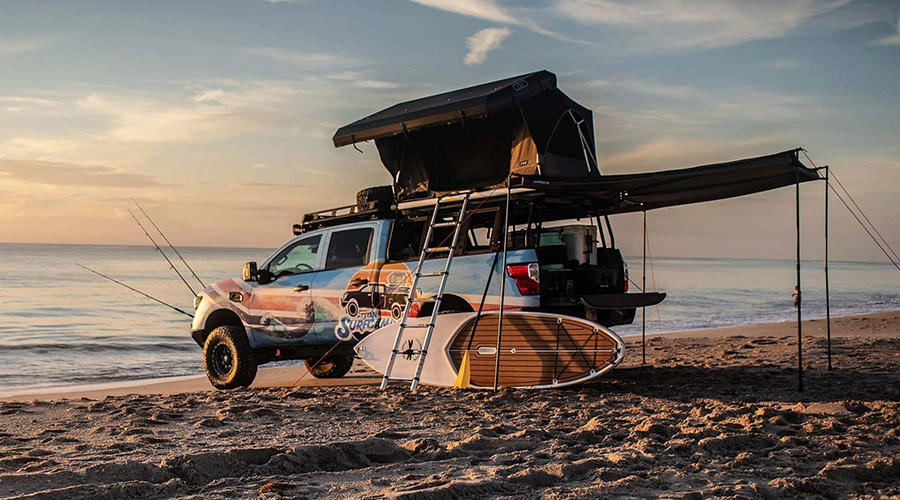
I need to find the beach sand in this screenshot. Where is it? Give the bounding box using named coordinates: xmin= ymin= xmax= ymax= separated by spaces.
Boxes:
xmin=1 ymin=311 xmax=898 ymax=499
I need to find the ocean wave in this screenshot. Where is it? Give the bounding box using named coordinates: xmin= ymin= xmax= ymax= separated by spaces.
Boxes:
xmin=0 ymin=342 xmax=196 ymax=354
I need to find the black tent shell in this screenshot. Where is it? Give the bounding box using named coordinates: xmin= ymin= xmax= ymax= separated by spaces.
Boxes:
xmin=332 ymin=71 xmax=557 ymax=147
xmin=334 ymin=70 xmax=598 ymax=200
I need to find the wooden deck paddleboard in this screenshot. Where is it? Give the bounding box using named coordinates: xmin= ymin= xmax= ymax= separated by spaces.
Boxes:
xmin=354 ymin=312 xmax=625 ymax=389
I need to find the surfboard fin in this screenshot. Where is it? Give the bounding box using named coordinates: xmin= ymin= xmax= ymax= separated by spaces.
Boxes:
xmin=454 ymin=350 xmax=471 ymax=389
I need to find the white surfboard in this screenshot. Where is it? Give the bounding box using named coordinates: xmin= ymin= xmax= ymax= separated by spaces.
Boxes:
xmin=354 ymin=311 xmax=625 ymax=389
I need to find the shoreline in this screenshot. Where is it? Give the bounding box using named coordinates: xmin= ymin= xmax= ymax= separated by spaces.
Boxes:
xmin=1 ymin=310 xmax=897 ymax=498
xmin=3 ymin=310 xmax=896 ymax=403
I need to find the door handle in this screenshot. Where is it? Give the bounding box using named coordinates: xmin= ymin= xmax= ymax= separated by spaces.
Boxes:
xmin=293 ymin=284 xmax=309 ymax=292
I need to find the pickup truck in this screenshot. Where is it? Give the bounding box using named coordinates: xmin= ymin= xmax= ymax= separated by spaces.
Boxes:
xmin=191 ymin=197 xmax=661 ymax=389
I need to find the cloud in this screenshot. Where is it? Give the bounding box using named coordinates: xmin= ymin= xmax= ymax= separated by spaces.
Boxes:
xmin=595 ymin=136 xmax=794 ymax=173
xmin=0 ymin=137 xmax=80 ymax=157
xmin=77 ymin=81 xmax=305 ymax=143
xmin=407 ymin=0 xmax=520 ymax=25
xmin=0 ymin=39 xmax=49 ymax=58
xmin=240 ymin=47 xmax=352 ymax=66
xmin=353 ymin=80 xmax=401 ymax=89
xmin=0 ymin=158 xmax=168 ymax=188
xmin=552 ymin=0 xmax=849 ymax=51
xmin=325 ymin=72 xmax=401 ymax=90
xmin=873 ymin=17 xmax=900 ymax=46
xmin=326 ymin=71 xmax=363 ymax=81
xmin=762 ymin=59 xmax=805 ymax=70
xmin=589 ymin=79 xmax=694 ymax=98
xmin=464 ymin=27 xmax=512 ymax=65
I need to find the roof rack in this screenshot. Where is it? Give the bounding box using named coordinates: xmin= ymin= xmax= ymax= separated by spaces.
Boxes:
xmin=293 ymin=203 xmax=389 ymax=235
xmin=291 ymin=185 xmax=576 ymax=235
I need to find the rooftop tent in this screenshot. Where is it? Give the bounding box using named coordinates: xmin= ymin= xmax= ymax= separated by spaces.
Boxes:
xmin=333 ymin=70 xmax=597 ymax=199
xmin=511 ymin=149 xmax=821 ymax=216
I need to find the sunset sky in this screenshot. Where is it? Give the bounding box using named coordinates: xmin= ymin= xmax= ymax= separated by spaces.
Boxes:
xmin=1 ymin=0 xmax=898 ymax=262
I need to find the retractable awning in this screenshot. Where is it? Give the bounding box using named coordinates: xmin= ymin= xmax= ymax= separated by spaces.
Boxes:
xmin=512 ymin=149 xmax=820 ymax=216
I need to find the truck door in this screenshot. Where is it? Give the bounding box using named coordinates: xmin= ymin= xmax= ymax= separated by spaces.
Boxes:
xmin=248 ymin=234 xmax=321 ymax=341
xmin=311 ymin=225 xmax=386 ymax=342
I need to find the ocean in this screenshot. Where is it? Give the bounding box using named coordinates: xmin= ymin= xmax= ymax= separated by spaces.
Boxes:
xmin=0 ymin=242 xmax=897 ymax=395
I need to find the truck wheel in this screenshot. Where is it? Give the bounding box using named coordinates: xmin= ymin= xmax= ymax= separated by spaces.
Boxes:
xmin=391 ymin=302 xmax=404 ymax=320
xmin=304 ymin=355 xmax=354 ymax=379
xmin=204 ymin=325 xmax=258 ymax=389
xmin=346 ymin=299 xmax=360 ymax=317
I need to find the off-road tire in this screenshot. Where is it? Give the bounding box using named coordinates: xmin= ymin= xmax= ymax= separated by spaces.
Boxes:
xmin=304 ymin=355 xmax=354 ymax=379
xmin=204 ymin=325 xmax=258 ymax=389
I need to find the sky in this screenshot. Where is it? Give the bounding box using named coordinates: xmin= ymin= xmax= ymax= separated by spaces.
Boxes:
xmin=0 ymin=0 xmax=898 ymax=263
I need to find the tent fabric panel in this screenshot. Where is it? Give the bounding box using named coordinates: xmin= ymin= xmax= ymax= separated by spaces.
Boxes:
xmin=516 ymin=89 xmax=597 ymax=176
xmin=510 ymin=122 xmax=539 ymax=175
xmin=375 ymin=113 xmax=515 ymax=199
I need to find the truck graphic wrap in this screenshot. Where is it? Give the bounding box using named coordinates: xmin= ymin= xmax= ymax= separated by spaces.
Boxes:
xmin=334 ymin=262 xmax=418 ymax=341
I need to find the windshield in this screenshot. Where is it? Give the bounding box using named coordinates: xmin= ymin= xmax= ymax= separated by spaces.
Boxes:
xmin=267 ymin=235 xmax=321 ymax=278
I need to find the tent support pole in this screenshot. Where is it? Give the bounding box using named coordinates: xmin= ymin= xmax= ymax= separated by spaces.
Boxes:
xmin=642 ymin=210 xmax=647 ymax=365
xmin=825 ymin=166 xmax=832 ymax=371
xmin=796 ymin=168 xmax=803 ymax=391
xmin=493 ymin=181 xmax=511 ymax=391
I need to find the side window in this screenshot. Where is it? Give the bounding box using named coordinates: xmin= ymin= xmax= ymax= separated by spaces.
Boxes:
xmin=268 ymin=235 xmax=321 ymax=278
xmin=388 ymin=218 xmax=425 ymax=261
xmin=463 ymin=208 xmax=501 ymax=254
xmin=325 ymin=228 xmax=373 ymax=270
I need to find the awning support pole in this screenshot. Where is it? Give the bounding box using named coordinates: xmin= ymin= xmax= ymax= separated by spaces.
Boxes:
xmin=493 ymin=180 xmax=512 ymax=391
xmin=796 ymin=167 xmax=803 ymax=391
xmin=825 ymin=166 xmax=832 ymax=371
xmin=642 ymin=210 xmax=647 ymax=365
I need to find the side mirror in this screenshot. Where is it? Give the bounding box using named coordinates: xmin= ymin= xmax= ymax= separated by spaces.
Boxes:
xmin=242 ymin=261 xmax=258 ymax=282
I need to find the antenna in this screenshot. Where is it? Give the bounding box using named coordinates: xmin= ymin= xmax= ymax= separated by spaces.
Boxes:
xmin=76 ymin=264 xmax=193 ymax=318
xmin=128 ymin=209 xmax=197 ymax=297
xmin=131 ymin=198 xmax=206 ymax=289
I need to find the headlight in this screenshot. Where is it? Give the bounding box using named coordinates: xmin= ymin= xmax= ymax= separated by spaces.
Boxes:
xmin=193 ymin=295 xmax=203 ymax=309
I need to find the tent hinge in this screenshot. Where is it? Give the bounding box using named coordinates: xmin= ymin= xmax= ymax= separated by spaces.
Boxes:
xmin=401 ymin=123 xmax=413 ymax=144
xmin=350 ymin=134 xmax=363 ymax=154
xmin=458 ymin=111 xmax=470 ymax=133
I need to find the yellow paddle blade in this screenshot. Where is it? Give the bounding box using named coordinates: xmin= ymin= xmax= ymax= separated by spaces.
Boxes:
xmin=454 ymin=350 xmax=471 ymax=389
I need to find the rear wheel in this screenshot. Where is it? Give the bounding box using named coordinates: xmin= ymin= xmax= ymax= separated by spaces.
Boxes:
xmin=304 ymin=355 xmax=354 ymax=379
xmin=204 ymin=325 xmax=258 ymax=389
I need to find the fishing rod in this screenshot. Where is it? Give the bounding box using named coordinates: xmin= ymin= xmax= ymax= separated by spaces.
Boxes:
xmin=131 ymin=197 xmax=206 ymax=289
xmin=128 ymin=209 xmax=197 ymax=297
xmin=76 ymin=264 xmax=193 ymax=318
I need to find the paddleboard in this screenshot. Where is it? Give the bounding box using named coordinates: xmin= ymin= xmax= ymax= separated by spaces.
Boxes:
xmin=354 ymin=312 xmax=625 ymax=389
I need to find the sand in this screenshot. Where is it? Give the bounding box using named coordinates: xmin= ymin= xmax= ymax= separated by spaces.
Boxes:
xmin=1 ymin=311 xmax=898 ymax=499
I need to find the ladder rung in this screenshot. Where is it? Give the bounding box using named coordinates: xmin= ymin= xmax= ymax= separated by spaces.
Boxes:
xmin=416 ymin=272 xmax=447 ymax=278
xmin=412 ymin=296 xmax=437 ymax=302
xmin=432 ymin=221 xmax=458 ymax=228
xmin=425 ymin=246 xmax=451 ymax=253
xmin=400 ymin=323 xmax=433 ymax=328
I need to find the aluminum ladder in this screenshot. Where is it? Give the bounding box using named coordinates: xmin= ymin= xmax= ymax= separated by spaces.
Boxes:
xmin=380 ymin=192 xmax=472 ymax=391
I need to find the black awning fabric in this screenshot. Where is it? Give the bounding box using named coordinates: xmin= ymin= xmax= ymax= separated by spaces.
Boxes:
xmin=333 ymin=70 xmax=557 ymax=147
xmin=513 ymin=149 xmax=820 ymax=216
